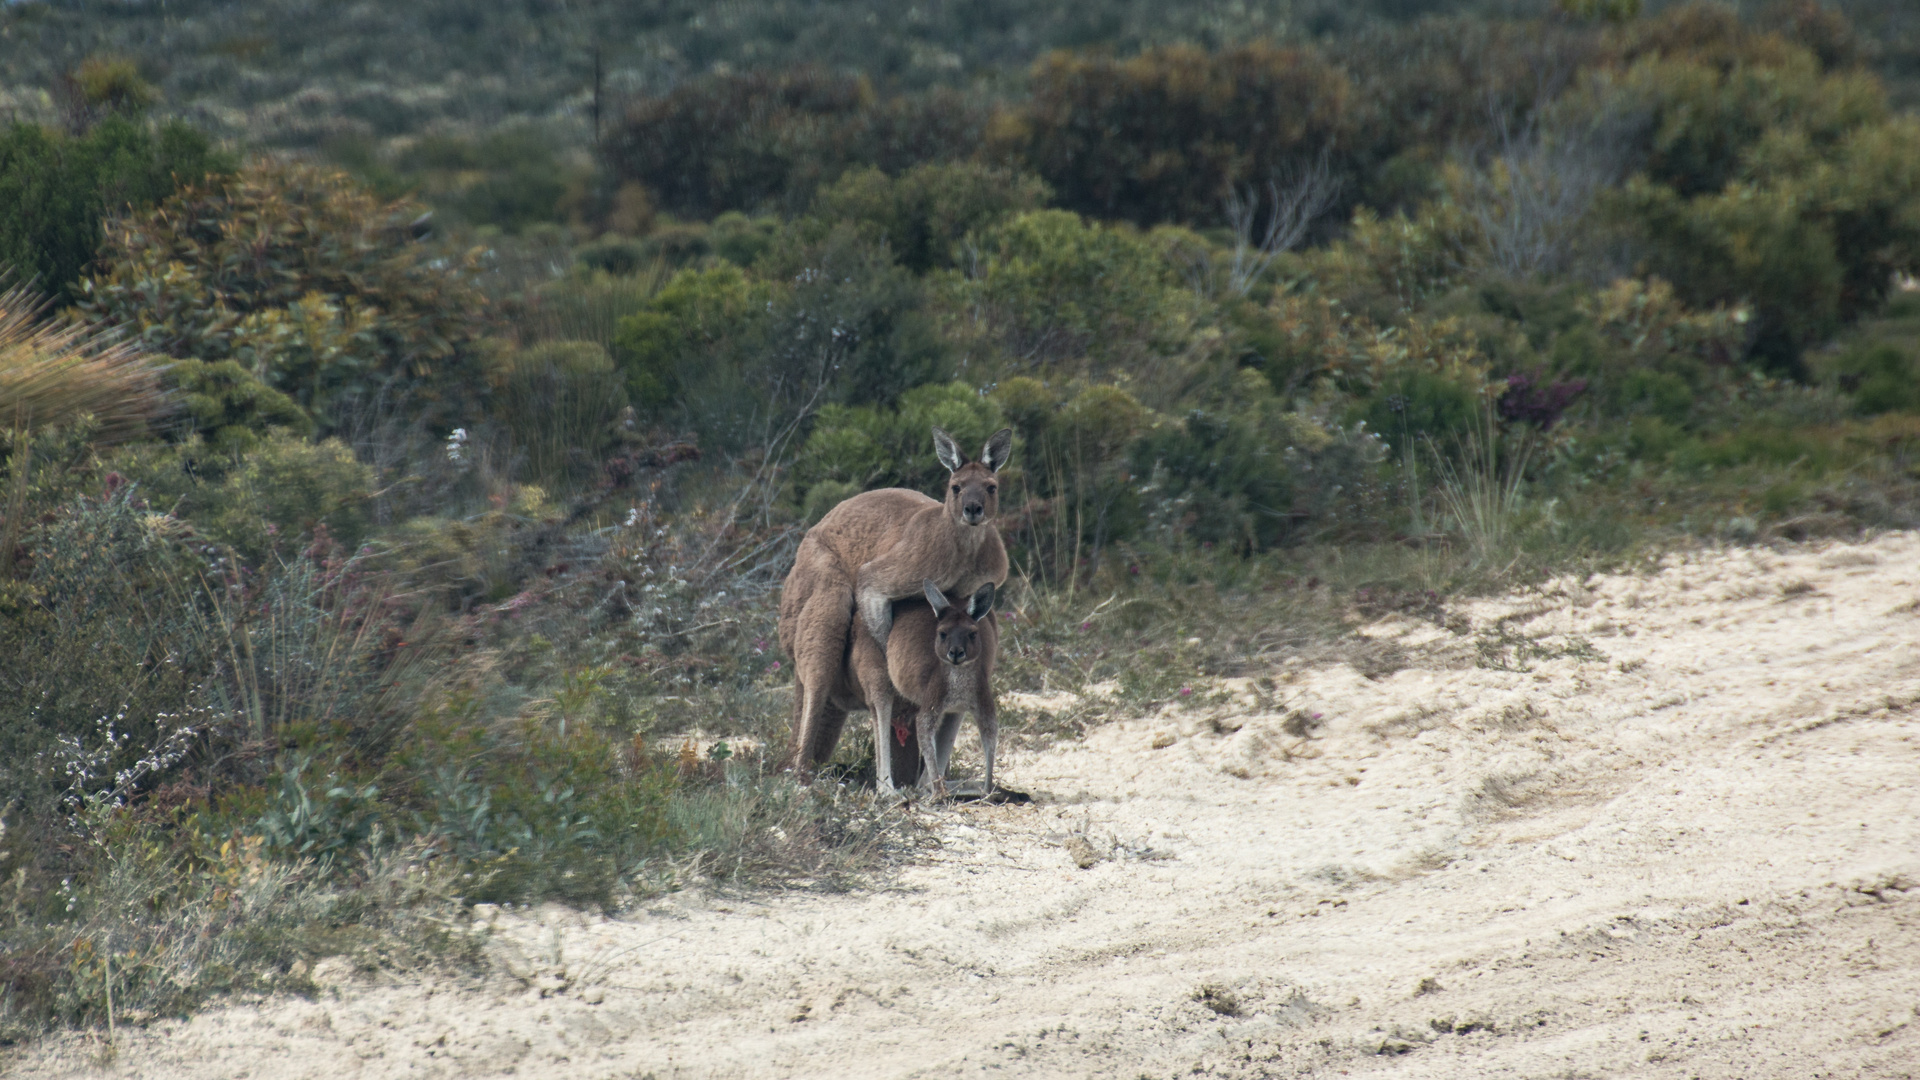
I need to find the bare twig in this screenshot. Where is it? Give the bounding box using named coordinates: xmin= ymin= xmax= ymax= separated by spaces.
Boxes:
xmin=1225 ymin=151 xmax=1343 ymax=297
xmin=1463 ymin=93 xmax=1642 ymax=278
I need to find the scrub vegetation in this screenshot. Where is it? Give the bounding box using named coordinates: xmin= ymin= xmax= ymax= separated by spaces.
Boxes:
xmin=1 ymin=0 xmax=1918 ymax=1045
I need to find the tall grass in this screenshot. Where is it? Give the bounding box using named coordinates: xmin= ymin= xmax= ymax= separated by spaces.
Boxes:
xmin=1430 ymin=405 xmax=1534 ymax=567
xmin=518 ymin=264 xmax=669 ymax=349
xmin=0 ymin=286 xmax=166 ymax=444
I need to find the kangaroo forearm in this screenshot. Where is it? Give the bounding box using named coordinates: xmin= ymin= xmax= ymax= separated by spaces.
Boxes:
xmin=857 ymin=585 xmax=893 ymax=646
xmin=856 ymin=549 xmax=939 ymax=603
xmin=856 ymin=552 xmax=934 ymax=644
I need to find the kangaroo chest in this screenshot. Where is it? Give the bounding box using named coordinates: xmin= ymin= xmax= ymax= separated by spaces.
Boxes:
xmin=937 ymin=665 xmax=981 ymax=716
xmin=930 ymin=527 xmax=993 ymax=590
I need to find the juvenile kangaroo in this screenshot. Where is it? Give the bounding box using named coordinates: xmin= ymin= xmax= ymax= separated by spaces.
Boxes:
xmin=851 ymin=580 xmax=999 ymax=800
xmin=779 ymin=425 xmax=1011 ymax=786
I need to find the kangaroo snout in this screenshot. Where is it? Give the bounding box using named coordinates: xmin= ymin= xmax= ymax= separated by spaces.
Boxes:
xmin=961 ymin=501 xmax=986 ymax=524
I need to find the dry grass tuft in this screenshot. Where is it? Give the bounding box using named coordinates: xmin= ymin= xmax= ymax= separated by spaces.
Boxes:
xmin=0 ymin=286 xmax=167 ymax=443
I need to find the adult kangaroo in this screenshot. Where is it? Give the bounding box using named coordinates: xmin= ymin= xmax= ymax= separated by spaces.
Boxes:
xmin=779 ymin=426 xmax=1011 ymax=790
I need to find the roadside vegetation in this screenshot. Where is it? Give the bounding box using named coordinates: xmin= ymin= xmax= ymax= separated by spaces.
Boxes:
xmin=3 ymin=0 xmax=1919 ymax=1047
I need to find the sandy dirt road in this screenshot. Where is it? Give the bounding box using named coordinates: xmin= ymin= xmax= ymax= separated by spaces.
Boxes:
xmin=13 ymin=534 xmax=1920 ymax=1079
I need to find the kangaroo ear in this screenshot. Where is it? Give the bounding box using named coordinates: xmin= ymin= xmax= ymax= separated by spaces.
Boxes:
xmin=931 ymin=426 xmax=964 ymax=474
xmin=980 ymin=428 xmax=1013 ymax=473
xmin=923 ymin=579 xmax=951 ymax=614
xmin=968 ymin=581 xmax=996 ymax=619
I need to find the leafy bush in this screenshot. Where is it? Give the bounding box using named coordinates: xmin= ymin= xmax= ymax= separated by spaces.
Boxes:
xmin=162 ymin=357 xmax=316 ymax=452
xmin=1308 ymin=202 xmax=1479 ymax=319
xmin=109 ymin=431 xmax=375 ymax=562
xmin=1327 ymin=17 xmax=1599 ymax=207
xmin=1358 ymin=367 xmax=1484 ymax=447
xmin=793 ymin=380 xmax=1008 ymax=514
xmin=612 ymin=263 xmax=770 ymax=414
xmin=615 ymin=225 xmax=949 ymax=449
xmin=519 ymin=266 xmax=666 ymax=349
xmin=383 ymin=124 xmax=590 ymax=233
xmin=814 ymin=162 xmax=1051 ymax=273
xmin=0 ymin=491 xmax=219 ymax=826
xmin=73 ymin=161 xmax=490 ymax=430
xmin=949 ymin=209 xmax=1203 ymax=396
xmin=1829 ymin=342 xmax=1920 ymax=415
xmin=0 ymin=115 xmax=230 ymax=301
xmin=605 ymin=69 xmax=988 ymax=218
xmin=487 ymin=339 xmax=633 ymax=485
xmin=1230 ymin=291 xmax=1368 ymax=396
xmin=1001 ymin=43 xmax=1356 ymax=227
xmin=1132 ymin=375 xmax=1387 ymax=551
xmin=1549 ymin=276 xmax=1750 ymax=424
xmin=63 ymin=55 xmax=159 ymax=122
xmin=256 ymin=754 xmax=382 ymax=866
xmin=1584 ymin=20 xmax=1920 ymax=370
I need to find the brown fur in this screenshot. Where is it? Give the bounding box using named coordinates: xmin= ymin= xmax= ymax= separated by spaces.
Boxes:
xmin=779 ymin=427 xmax=1011 ymax=785
xmin=850 ymin=582 xmax=999 ymax=799
xmin=854 ymin=427 xmax=1011 ymax=649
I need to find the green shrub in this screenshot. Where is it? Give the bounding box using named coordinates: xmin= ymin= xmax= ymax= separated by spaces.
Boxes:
xmin=0 ymin=492 xmax=216 ymax=825
xmin=1552 ymin=277 xmax=1750 ymax=422
xmin=1231 ymin=291 xmax=1372 ymax=396
xmin=381 ymin=123 xmax=588 ymax=233
xmin=110 ymin=431 xmax=375 ymax=562
xmin=256 ymin=754 xmax=382 ymax=867
xmin=611 ymin=262 xmax=769 ymax=414
xmin=604 ymin=69 xmax=987 ymax=218
xmin=1358 ymin=367 xmax=1483 ymax=447
xmin=1618 ymin=367 xmax=1697 ymax=424
xmin=574 ymin=234 xmax=652 ymax=278
xmin=0 ymin=115 xmax=230 ymax=300
xmin=986 ymin=378 xmax=1151 ymax=575
xmin=1309 ymin=202 xmax=1479 ymax=317
xmin=616 ymin=226 xmax=949 ymax=448
xmin=1328 ymin=17 xmax=1597 ymax=207
xmin=1598 ymin=47 xmax=1881 ymax=200
xmin=163 ymin=357 xmax=314 ymax=452
xmin=1130 ymin=385 xmax=1384 ymax=552
xmin=951 ymin=209 xmax=1202 ymax=393
xmin=709 ymin=211 xmax=782 ymax=267
xmin=522 ymin=266 xmax=666 ymax=349
xmin=488 ymin=339 xmax=632 ymax=485
xmin=65 ymin=55 xmax=159 ymax=120
xmin=814 ymin=162 xmax=1051 ymax=273
xmin=1001 ymin=43 xmax=1356 ymax=227
xmin=1583 ymin=24 xmax=1920 ymax=370
xmin=1625 ymin=414 xmax=1687 ymax=460
xmin=753 ymin=223 xmax=951 ymax=407
xmin=1669 ymin=422 xmax=1839 ymax=471
xmin=793 ymin=380 xmax=1008 ymax=505
xmin=601 ymin=213 xmax=781 ymax=277
xmin=73 ymin=161 xmax=490 ymax=431
xmin=1832 ymin=343 xmax=1920 ymax=415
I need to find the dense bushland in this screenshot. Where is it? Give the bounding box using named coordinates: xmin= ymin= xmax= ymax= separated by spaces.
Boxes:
xmin=2 ymin=0 xmax=1920 ymax=1046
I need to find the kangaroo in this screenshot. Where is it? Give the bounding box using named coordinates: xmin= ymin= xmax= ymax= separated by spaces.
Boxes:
xmin=779 ymin=425 xmax=1011 ymax=787
xmin=850 ymin=580 xmax=999 ymax=800
xmin=789 ymin=641 xmax=928 ymax=792
xmin=854 ymin=426 xmax=1011 ymax=649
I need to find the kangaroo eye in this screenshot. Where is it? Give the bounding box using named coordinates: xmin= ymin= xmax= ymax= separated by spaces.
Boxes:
xmin=951 ymin=484 xmax=960 ymax=494
xmin=986 ymin=485 xmax=996 ymax=495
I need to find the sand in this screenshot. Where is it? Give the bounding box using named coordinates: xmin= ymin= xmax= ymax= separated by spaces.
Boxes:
xmin=12 ymin=533 xmax=1920 ymax=1079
